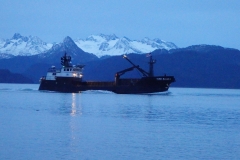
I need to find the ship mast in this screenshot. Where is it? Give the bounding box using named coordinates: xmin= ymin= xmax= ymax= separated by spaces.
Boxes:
xmin=148 ymin=55 xmax=156 ymax=77
xmin=61 ymin=52 xmax=72 ymax=67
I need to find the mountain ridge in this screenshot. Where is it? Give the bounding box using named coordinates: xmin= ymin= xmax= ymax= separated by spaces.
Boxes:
xmin=0 ymin=33 xmax=53 ymax=57
xmin=0 ymin=33 xmax=178 ymax=58
xmin=74 ymin=34 xmax=177 ymax=57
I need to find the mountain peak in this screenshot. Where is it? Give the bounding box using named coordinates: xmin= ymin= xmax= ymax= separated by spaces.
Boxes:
xmin=46 ymin=36 xmax=85 ymax=55
xmin=99 ymin=34 xmax=118 ymax=41
xmin=63 ymin=36 xmax=74 ymax=44
xmin=12 ymin=33 xmax=23 ymax=39
xmin=11 ymin=33 xmax=30 ymax=42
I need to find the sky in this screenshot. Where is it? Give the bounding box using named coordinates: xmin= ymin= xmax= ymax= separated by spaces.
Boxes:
xmin=0 ymin=0 xmax=240 ymax=49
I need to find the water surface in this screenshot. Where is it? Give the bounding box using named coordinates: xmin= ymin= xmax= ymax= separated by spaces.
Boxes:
xmin=0 ymin=83 xmax=240 ymax=159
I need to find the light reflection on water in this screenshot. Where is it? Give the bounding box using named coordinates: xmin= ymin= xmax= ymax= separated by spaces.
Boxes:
xmin=71 ymin=93 xmax=76 ymax=116
xmin=0 ymin=84 xmax=240 ymax=159
xmin=70 ymin=93 xmax=83 ymax=117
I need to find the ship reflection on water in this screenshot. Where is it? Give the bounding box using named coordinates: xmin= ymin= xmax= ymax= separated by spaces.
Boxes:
xmin=71 ymin=93 xmax=77 ymax=116
xmin=57 ymin=93 xmax=83 ymax=116
xmin=70 ymin=93 xmax=82 ymax=116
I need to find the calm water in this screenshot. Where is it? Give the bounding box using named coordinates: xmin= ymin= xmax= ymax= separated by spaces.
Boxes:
xmin=0 ymin=83 xmax=240 ymax=160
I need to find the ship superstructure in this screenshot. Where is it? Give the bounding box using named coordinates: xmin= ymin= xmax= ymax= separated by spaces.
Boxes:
xmin=41 ymin=53 xmax=84 ymax=82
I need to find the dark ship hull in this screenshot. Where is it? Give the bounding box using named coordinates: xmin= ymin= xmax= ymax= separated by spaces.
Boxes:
xmin=39 ymin=76 xmax=175 ymax=94
xmin=38 ymin=53 xmax=175 ymax=94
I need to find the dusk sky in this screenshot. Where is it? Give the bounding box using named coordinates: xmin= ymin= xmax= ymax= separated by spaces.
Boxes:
xmin=1 ymin=0 xmax=240 ymax=49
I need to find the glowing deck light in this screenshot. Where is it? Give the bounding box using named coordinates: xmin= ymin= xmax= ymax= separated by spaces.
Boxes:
xmin=73 ymin=73 xmax=77 ymax=77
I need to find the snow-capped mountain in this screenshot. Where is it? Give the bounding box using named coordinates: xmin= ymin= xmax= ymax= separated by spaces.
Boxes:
xmin=0 ymin=33 xmax=177 ymax=58
xmin=74 ymin=34 xmax=177 ymax=57
xmin=39 ymin=36 xmax=98 ymax=63
xmin=0 ymin=33 xmax=52 ymax=56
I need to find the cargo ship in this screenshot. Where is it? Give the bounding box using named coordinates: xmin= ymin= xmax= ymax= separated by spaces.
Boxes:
xmin=39 ymin=53 xmax=175 ymax=94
